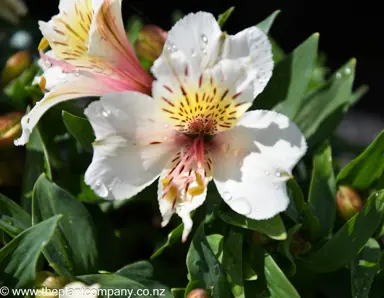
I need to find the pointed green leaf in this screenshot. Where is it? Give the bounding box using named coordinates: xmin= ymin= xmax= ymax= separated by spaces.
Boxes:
xmin=295 ymin=59 xmax=356 ymax=146
xmin=151 ymin=223 xmax=183 ymax=259
xmin=279 ymin=224 xmax=302 ymax=276
xmin=351 ymin=238 xmax=381 ymax=298
xmin=337 ymin=130 xmax=384 ymax=191
xmin=254 ymin=34 xmax=319 ymax=115
xmin=257 ymin=10 xmax=280 ymax=34
xmin=0 ymin=193 xmax=31 ymax=237
xmin=302 ymin=190 xmax=384 ymax=273
xmin=217 ymin=7 xmax=235 ymax=28
xmin=219 ymin=209 xmax=286 ymax=240
xmin=264 ymin=253 xmax=301 ymax=298
xmin=308 ymin=143 xmax=336 ymax=239
xmin=62 ymin=111 xmax=95 ymax=152
xmin=0 ymin=215 xmax=61 ymax=288
xmin=32 ymin=174 xmax=98 ymax=276
xmin=222 ymin=228 xmax=244 ymax=298
xmin=186 ymin=222 xmax=232 ymax=298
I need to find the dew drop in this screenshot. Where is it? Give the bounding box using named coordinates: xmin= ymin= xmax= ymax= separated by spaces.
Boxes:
xmin=344 ymin=67 xmax=351 ymax=75
xmin=45 ymin=60 xmax=52 ymax=68
xmin=201 ymin=34 xmax=208 ymax=44
xmin=230 ymin=198 xmax=252 ymax=216
xmin=221 ymin=143 xmax=229 ymax=153
xmin=276 ymin=171 xmax=282 ymax=177
xmin=222 ymin=191 xmax=233 ymax=201
xmin=202 ymin=48 xmax=207 ymax=55
xmin=336 ymin=72 xmax=342 ymax=79
xmin=164 ymin=124 xmax=169 ymax=129
xmin=102 ymin=109 xmax=110 ymax=118
xmin=74 ymin=70 xmax=80 ymax=77
xmin=191 ymin=51 xmax=197 ymax=58
xmin=167 ymin=42 xmax=178 ymax=53
xmin=264 ymin=170 xmax=270 ymax=176
xmin=95 ymin=180 xmax=109 ymax=198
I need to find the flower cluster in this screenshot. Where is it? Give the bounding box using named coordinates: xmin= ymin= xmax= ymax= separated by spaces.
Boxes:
xmin=15 ymin=0 xmax=307 ymax=241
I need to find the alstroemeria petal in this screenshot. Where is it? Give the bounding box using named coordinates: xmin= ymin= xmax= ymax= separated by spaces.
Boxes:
xmin=152 ymin=59 xmax=254 ymax=135
xmin=157 ymin=147 xmax=213 ymax=242
xmin=213 ymin=110 xmax=307 ymax=220
xmin=84 ymin=91 xmax=177 ymax=200
xmin=151 ymin=12 xmax=222 ymax=79
xmin=14 ymin=72 xmax=125 ymax=146
xmin=222 ymin=26 xmax=273 ymax=98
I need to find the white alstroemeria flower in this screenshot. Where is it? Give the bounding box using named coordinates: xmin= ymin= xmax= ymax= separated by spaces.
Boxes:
xmin=14 ymin=0 xmax=152 ymax=146
xmin=59 ymin=282 xmax=99 ymax=298
xmin=84 ymin=12 xmax=307 ymax=241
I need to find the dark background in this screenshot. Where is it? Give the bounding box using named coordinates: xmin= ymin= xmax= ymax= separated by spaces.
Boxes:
xmin=23 ymin=0 xmax=382 ymax=116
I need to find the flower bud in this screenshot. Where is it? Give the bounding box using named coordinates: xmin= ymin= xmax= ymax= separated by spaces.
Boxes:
xmin=35 ymin=271 xmax=69 ymax=289
xmin=290 ymin=233 xmax=311 ymax=256
xmin=1 ymin=50 xmax=32 ymax=84
xmin=0 ymin=112 xmax=23 ymax=146
xmin=187 ymin=289 xmax=209 ymax=298
xmin=134 ymin=25 xmax=168 ymax=64
xmin=336 ymin=185 xmax=363 ymax=220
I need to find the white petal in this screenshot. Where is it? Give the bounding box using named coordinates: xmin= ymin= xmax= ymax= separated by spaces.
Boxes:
xmin=213 ymin=110 xmax=307 ymax=220
xmin=14 ymin=72 xmax=120 ymax=146
xmin=222 ymin=26 xmax=273 ymax=98
xmin=60 ymin=281 xmax=100 ymax=298
xmin=151 ymin=12 xmax=222 ymax=79
xmin=85 ymin=91 xmax=178 ymax=200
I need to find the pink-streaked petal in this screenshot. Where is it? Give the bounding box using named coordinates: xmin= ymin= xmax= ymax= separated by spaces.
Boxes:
xmin=88 ymin=0 xmax=152 ymax=91
xmin=14 ymin=72 xmax=126 ymax=146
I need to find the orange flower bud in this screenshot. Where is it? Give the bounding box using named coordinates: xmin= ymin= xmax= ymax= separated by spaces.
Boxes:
xmin=1 ymin=51 xmax=32 ymax=85
xmin=0 ymin=112 xmax=23 ymax=146
xmin=336 ymin=185 xmax=364 ymax=221
xmin=135 ymin=25 xmax=168 ymax=64
xmin=187 ymin=289 xmax=209 ymax=298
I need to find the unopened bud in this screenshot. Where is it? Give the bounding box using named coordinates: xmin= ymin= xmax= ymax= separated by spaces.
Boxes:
xmin=135 ymin=25 xmax=168 ymax=64
xmin=187 ymin=289 xmax=209 ymax=298
xmin=35 ymin=271 xmax=69 ymax=289
xmin=253 ymin=231 xmax=270 ymax=245
xmin=0 ymin=112 xmax=23 ymax=146
xmin=1 ymin=50 xmax=32 ymax=84
xmin=290 ymin=233 xmax=311 ymax=256
xmin=336 ymin=185 xmax=363 ymax=220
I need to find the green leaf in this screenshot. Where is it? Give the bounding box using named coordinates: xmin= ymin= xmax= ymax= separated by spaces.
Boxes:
xmin=217 ymin=7 xmax=235 ymax=28
xmin=219 ymin=209 xmax=286 ymax=240
xmin=294 ymin=59 xmax=356 ymax=146
xmin=186 ymin=222 xmax=232 ymax=298
xmin=21 ymin=123 xmax=52 ymax=213
xmin=80 ymin=274 xmax=171 ymax=298
xmin=264 ymin=253 xmax=301 ymax=298
xmin=278 ymin=224 xmax=302 ymax=276
xmin=171 ymin=288 xmax=185 ymax=298
xmin=126 ymin=15 xmax=143 ymax=45
xmin=302 ymin=190 xmax=384 ymax=273
xmin=222 ymin=228 xmax=244 ymax=298
xmin=151 ymin=224 xmax=183 ymax=259
xmin=254 ymin=33 xmax=319 ymax=115
xmin=257 ymin=10 xmax=280 ymax=34
xmin=308 ymin=143 xmax=336 ymax=239
xmin=62 ymin=111 xmax=95 ymax=152
xmin=0 ymin=215 xmax=61 ymax=288
xmin=0 ymin=193 xmax=31 ymax=237
xmin=337 ymin=131 xmax=384 ymax=191
xmin=351 ymin=238 xmax=381 ymax=298
xmin=32 ymin=174 xmax=98 ymax=276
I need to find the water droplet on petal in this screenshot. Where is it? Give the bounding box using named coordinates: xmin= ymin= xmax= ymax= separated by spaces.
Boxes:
xmin=102 ymin=109 xmax=110 ymax=118
xmin=276 ymin=171 xmax=281 ymax=177
xmin=201 ymin=34 xmax=208 ymax=44
xmin=222 ymin=191 xmax=232 ymax=201
xmin=191 ymin=51 xmax=197 ymax=58
xmin=221 ymin=143 xmax=229 ymax=153
xmin=95 ymin=180 xmax=109 ymax=198
xmin=230 ymin=198 xmax=252 ymax=216
xmin=45 ymin=60 xmax=52 ymax=68
xmin=202 ymin=48 xmax=207 ymax=55
xmin=74 ymin=70 xmax=80 ymax=77
xmin=264 ymin=170 xmax=270 ymax=176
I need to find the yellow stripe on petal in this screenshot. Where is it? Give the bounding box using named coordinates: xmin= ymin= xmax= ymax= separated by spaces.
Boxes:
xmin=38 ymin=37 xmax=49 ymax=51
